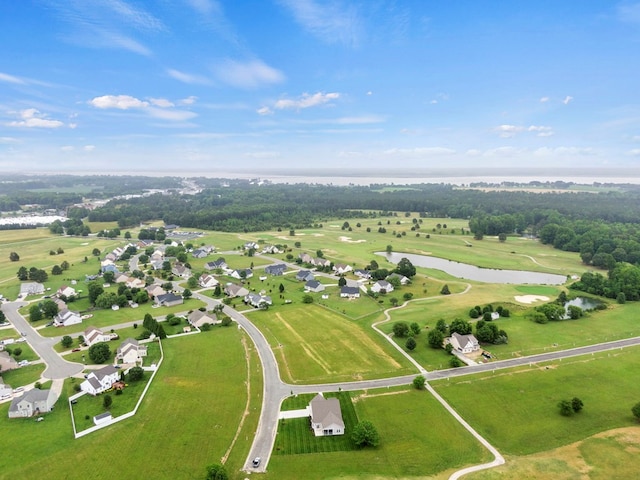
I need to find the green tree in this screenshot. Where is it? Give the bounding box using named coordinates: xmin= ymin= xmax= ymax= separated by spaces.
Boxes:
xmin=498 ymin=232 xmax=507 ymax=242
xmin=394 ymin=257 xmax=416 ymax=278
xmin=558 ymin=399 xmax=573 ymax=416
xmin=128 ymin=366 xmax=144 ymax=381
xmin=386 ymin=244 xmax=393 ymax=254
xmin=449 ymin=318 xmax=472 ymax=335
xmin=279 ymin=283 xmax=285 ymax=293
xmin=0 ymin=310 xmax=5 ymax=324
xmin=302 ymin=294 xmax=314 ymax=304
xmin=60 ymin=260 xmax=70 ymax=271
xmin=88 ymin=342 xmax=111 ymax=364
xmin=9 ymin=251 xmax=19 ymax=261
xmin=13 ymin=347 xmax=22 ymax=357
xmin=103 ymin=394 xmax=112 ymax=410
xmin=351 ymin=420 xmax=380 ymax=448
xmin=427 ymin=329 xmax=444 ymax=349
xmin=571 ymin=397 xmax=584 ymax=413
xmin=338 ymin=277 xmax=347 ymax=287
xmin=405 ymin=337 xmax=416 ymax=351
xmin=435 ymin=319 xmax=448 ymax=333
xmin=187 ymin=276 xmax=198 ymax=289
xmin=51 ymin=265 xmax=63 ymax=275
xmin=41 ymin=300 xmax=59 ymax=319
xmin=205 ymin=463 xmax=229 ymax=480
xmin=17 ymin=266 xmax=28 ymax=280
xmin=92 ymin=248 xmax=101 ymax=256
xmin=410 ymin=322 xmax=421 ymax=335
xmin=29 ymin=304 xmax=43 ymax=322
xmin=61 ymin=336 xmax=73 ymax=348
xmin=392 ymin=322 xmax=409 ymax=338
xmin=440 ymin=284 xmax=451 ymax=295
xmin=449 ymin=356 xmax=463 ymax=368
xmin=413 ymin=375 xmax=426 ymax=390
xmin=213 ymin=284 xmax=222 ymax=297
xmin=88 ymin=281 xmax=104 ymax=305
xmin=632 ymin=402 xmax=640 ymax=422
xmin=390 ymin=297 xmax=399 ymax=307
xmin=183 ymin=288 xmax=192 ymax=300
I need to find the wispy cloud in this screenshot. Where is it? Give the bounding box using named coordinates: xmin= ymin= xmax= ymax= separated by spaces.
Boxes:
xmin=539 ymin=96 xmax=550 ymax=103
xmin=213 ymin=59 xmax=285 ymax=88
xmin=89 ymin=94 xmax=196 ymax=121
xmin=384 ymin=147 xmax=456 ymax=157
xmin=628 ymin=149 xmax=640 ymax=156
xmin=167 ymin=68 xmax=212 ymax=85
xmin=277 ymin=0 xmax=363 ymax=46
xmin=6 ymin=108 xmax=66 ymax=128
xmin=45 ymin=0 xmax=164 ymax=56
xmin=494 ymin=124 xmax=554 ymax=138
xmin=258 ymin=92 xmax=340 ymax=115
xmin=0 ymin=72 xmax=25 ymax=85
xmin=562 ymin=95 xmax=573 ymax=105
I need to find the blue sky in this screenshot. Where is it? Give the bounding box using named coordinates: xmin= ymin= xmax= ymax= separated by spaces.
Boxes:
xmin=1 ymin=0 xmax=640 ymax=174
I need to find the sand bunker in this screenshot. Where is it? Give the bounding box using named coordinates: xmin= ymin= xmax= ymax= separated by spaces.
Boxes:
xmin=514 ymin=295 xmax=550 ymax=304
xmin=339 ymin=236 xmax=366 ymax=243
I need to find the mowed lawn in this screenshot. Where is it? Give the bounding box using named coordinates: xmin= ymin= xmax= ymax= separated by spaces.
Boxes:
xmin=433 ymin=347 xmax=640 ymax=456
xmin=0 ymin=327 xmax=260 ymax=479
xmin=248 ymin=304 xmax=414 ymax=384
xmin=265 ymin=386 xmax=490 ymax=479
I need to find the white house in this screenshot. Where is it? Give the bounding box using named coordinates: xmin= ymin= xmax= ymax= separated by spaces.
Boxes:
xmin=188 ymin=310 xmax=220 ymax=328
xmin=81 ymin=365 xmax=120 ymax=395
xmin=224 ymin=284 xmax=249 ymax=298
xmin=449 ymin=332 xmax=480 ymax=354
xmin=333 ymin=264 xmax=353 ymax=275
xmin=198 ymin=274 xmax=219 ymax=288
xmin=386 ymin=273 xmax=410 ymax=285
xmin=305 ymin=280 xmax=325 ymax=293
xmin=84 ymin=326 xmax=111 ymax=347
xmin=54 ymin=309 xmax=82 ymax=327
xmin=309 ymin=393 xmax=344 ymax=437
xmin=244 ymin=293 xmax=272 ymax=308
xmin=8 ymin=389 xmax=57 ymax=418
xmin=229 ymin=268 xmax=253 ymax=280
xmin=116 ymin=338 xmax=147 ymax=364
xmin=371 ymin=280 xmax=394 ymax=294
xmin=340 ymin=286 xmax=360 ymax=299
xmin=56 ymin=285 xmax=76 ymax=298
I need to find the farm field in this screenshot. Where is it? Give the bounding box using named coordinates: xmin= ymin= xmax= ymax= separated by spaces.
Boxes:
xmin=247 ymin=303 xmax=414 ymax=384
xmin=265 ymin=386 xmax=490 ymax=479
xmin=0 ymin=327 xmax=260 ymax=479
xmin=432 ymin=347 xmax=640 ymax=456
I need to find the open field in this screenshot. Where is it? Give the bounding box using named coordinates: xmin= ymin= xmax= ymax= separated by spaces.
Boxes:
xmin=1 ymin=363 xmax=46 ymax=388
xmin=433 ymin=347 xmax=640 ymax=456
xmin=265 ymin=386 xmax=490 ymax=479
xmin=0 ymin=327 xmax=261 ymax=479
xmin=247 ymin=303 xmax=413 ymax=384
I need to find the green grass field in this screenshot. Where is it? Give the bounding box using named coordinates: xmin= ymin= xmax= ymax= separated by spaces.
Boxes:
xmin=247 ymin=303 xmax=414 ymax=384
xmin=433 ymin=347 xmax=640 ymax=456
xmin=1 ymin=363 xmax=45 ymax=388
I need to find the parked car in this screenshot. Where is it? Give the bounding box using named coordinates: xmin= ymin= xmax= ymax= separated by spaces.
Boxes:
xmin=252 ymin=457 xmax=261 ymax=468
xmin=13 ymin=387 xmax=24 ymax=394
xmin=36 ymin=417 xmax=44 ymax=422
xmin=18 ymin=360 xmax=30 ymax=366
xmin=72 ymin=348 xmax=81 ymax=352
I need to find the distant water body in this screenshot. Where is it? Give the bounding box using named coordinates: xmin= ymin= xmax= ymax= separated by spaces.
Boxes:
xmin=101 ymin=168 xmax=640 ymax=186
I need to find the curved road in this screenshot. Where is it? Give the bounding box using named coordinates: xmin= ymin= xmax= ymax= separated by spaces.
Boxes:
xmin=1 ymin=302 xmax=83 ymax=379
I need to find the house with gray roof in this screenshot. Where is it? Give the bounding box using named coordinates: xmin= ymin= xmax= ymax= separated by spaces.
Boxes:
xmin=340 ymin=286 xmax=361 ymax=299
xmin=81 ymin=365 xmax=120 ymax=396
xmin=8 ymin=389 xmax=57 ymax=418
xmin=305 ymin=280 xmax=325 ymax=293
xmin=19 ymin=282 xmax=45 ymax=296
xmin=309 ymin=393 xmax=344 ymax=436
xmin=154 ymin=292 xmax=183 ymax=307
xmin=224 ymin=284 xmax=249 ymax=298
xmin=264 ymin=264 xmax=286 ymax=276
xmin=244 ymin=293 xmax=272 ymax=308
xmin=371 ymin=280 xmax=394 ymax=294
xmin=188 ymin=310 xmax=220 ymax=328
xmin=204 ymin=258 xmax=227 ymax=271
xmin=296 ymin=270 xmax=314 ymax=282
xmin=116 ymin=338 xmax=147 ymax=364
xmin=54 ymin=309 xmax=82 ymax=327
xmin=449 ymin=332 xmax=480 ymax=354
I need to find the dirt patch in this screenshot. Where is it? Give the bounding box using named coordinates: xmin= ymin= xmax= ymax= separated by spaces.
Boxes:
xmin=514 ymin=294 xmax=550 ymax=304
xmin=339 ymin=236 xmax=366 ymax=243
xmin=352 ymin=390 xmax=410 ymax=403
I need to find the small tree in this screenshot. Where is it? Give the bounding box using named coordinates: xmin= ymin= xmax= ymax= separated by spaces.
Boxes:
xmin=103 ymin=394 xmax=112 ymax=410
xmin=449 ymin=356 xmax=463 ymax=368
xmin=12 ymin=347 xmax=22 ymax=357
xmin=410 ymin=322 xmax=421 ymax=335
xmin=205 ymin=463 xmax=229 ymax=480
xmin=29 ymin=304 xmax=43 ymax=322
xmin=128 ymin=366 xmax=144 ymax=382
xmin=413 ymin=375 xmax=426 ymax=390
xmin=405 ymin=337 xmax=416 ymax=351
xmin=61 ymin=335 xmax=73 ymax=348
xmin=392 ymin=322 xmax=409 ymax=338
xmin=9 ymin=251 xmax=19 ymax=262
xmin=302 ymin=294 xmax=314 ymax=304
xmin=427 ymin=329 xmax=445 ymax=349
xmin=0 ymin=310 xmax=5 ymax=324
xmin=351 ymin=420 xmax=380 ymax=447
xmin=571 ymin=397 xmax=584 ymax=413
xmin=632 ymin=402 xmax=640 ymax=422
xmin=88 ymin=342 xmax=111 ymax=364
xmin=558 ymin=399 xmax=573 ymax=416
xmin=386 ymin=244 xmax=393 ymax=254
xmin=338 ymin=277 xmax=347 ymax=287
xmin=440 ymin=284 xmax=451 ymax=295
xmin=183 ymin=288 xmax=192 ymax=300
xmin=279 ymin=283 xmax=285 ymax=293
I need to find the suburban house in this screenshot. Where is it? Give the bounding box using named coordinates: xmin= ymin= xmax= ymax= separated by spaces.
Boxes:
xmin=126 ymin=277 xmax=145 ymax=289
xmin=449 ymin=332 xmax=480 ymax=354
xmin=340 ymin=286 xmax=361 ymax=299
xmin=198 ymin=274 xmax=219 ymax=288
xmin=172 ymin=263 xmax=191 ymax=278
xmin=81 ymin=365 xmax=120 ymax=395
xmin=309 ymin=393 xmax=344 ymax=437
xmin=244 ymin=241 xmax=259 ymax=251
xmin=114 ymin=273 xmax=130 ymax=284
xmin=244 ymin=293 xmax=272 ymax=308
xmin=19 ymin=282 xmax=45 ymax=296
xmin=0 ymin=352 xmax=18 ymax=372
xmin=354 ymin=269 xmax=372 ymax=280
xmin=150 ymin=257 xmax=164 ymax=271
xmin=56 ymin=285 xmax=76 ymax=298
xmin=264 ymin=264 xmax=287 ymax=276
xmin=296 ymin=270 xmax=314 ymax=282
xmin=204 ymin=258 xmax=227 ymax=271
xmin=116 ymin=338 xmax=147 ymax=364
xmin=188 ymin=310 xmax=220 ymax=328
xmin=314 ymin=258 xmax=331 ymax=268
xmin=154 ymin=293 xmax=184 ymax=307
xmin=386 ymin=273 xmax=410 ymax=285
xmin=54 ymin=309 xmax=82 ymax=327
xmin=84 ymin=326 xmax=111 ymax=347
xmin=146 ymin=284 xmax=166 ymax=298
xmin=100 ymin=261 xmax=119 ymax=274
xmin=229 ymin=268 xmax=253 ymax=280
xmin=8 ymin=389 xmax=57 ymax=418
xmin=261 ymin=245 xmax=280 ymax=254
xmin=333 ymin=264 xmax=353 ymax=275
xmin=305 ymin=280 xmax=325 ymax=293
xmin=298 ymin=253 xmax=314 ymax=264
xmin=191 ymin=248 xmax=208 ymax=259
xmin=371 ymin=280 xmax=394 ymax=294
xmin=224 ymin=284 xmax=249 ymax=298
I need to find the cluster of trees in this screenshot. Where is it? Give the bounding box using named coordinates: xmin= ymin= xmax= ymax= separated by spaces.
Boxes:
xmin=138 ymin=227 xmax=166 ymax=241
xmin=28 ymin=300 xmax=58 ymax=322
xmin=558 ymin=397 xmax=584 ymax=416
xmin=49 ymin=218 xmax=91 ymax=236
xmin=468 ymin=304 xmax=510 ymax=319
xmin=530 ymin=293 xmax=586 ymax=323
xmin=17 ymin=266 xmax=48 ymax=283
xmin=142 ymin=313 xmax=167 ymax=339
xmin=89 ymin=342 xmax=110 ymax=364
xmin=570 ymin=264 xmax=640 ymax=303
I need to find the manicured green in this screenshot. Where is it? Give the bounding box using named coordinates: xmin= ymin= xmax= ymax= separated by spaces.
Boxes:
xmin=1 ymin=363 xmax=46 ymax=388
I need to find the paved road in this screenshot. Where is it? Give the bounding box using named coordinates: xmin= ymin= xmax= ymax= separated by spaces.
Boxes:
xmin=1 ymin=302 xmax=83 ymax=379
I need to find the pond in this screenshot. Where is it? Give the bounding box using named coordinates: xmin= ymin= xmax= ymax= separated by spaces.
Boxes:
xmin=565 ymin=297 xmax=602 ymax=311
xmin=377 ymin=252 xmax=567 ymax=285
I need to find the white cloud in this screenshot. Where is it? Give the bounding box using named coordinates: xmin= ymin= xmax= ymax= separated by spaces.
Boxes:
xmin=366 ymin=91 xmax=373 ymax=96
xmin=277 ymin=0 xmax=362 ymax=46
xmin=335 ymin=115 xmax=384 ymax=124
xmin=383 ymin=147 xmax=456 ymax=157
xmin=274 ymin=92 xmax=340 ymax=110
xmin=562 ymin=95 xmax=573 ymax=105
xmin=179 ymin=96 xmax=198 ymax=105
xmin=539 ymin=96 xmax=550 ymax=103
xmin=533 ymin=146 xmax=594 ymax=157
xmin=0 ymin=72 xmax=25 ymax=84
xmin=0 ymin=137 xmax=20 ymax=144
xmin=147 ymin=108 xmax=197 ymax=121
xmin=494 ymin=124 xmax=553 ymax=137
xmin=257 ymin=106 xmax=273 ymax=116
xmin=527 ymin=125 xmax=554 ymax=137
xmin=84 ymin=145 xmax=96 ymax=152
xmin=149 ymin=98 xmax=175 ymax=108
xmin=628 ymin=149 xmax=640 ymax=156
xmin=185 ymin=0 xmax=219 ymax=16
xmin=90 ymin=95 xmax=149 ymax=109
xmin=483 ymin=146 xmax=523 ymax=156
xmin=7 ymin=109 xmax=65 ymax=128
xmin=214 ymin=59 xmax=285 ymax=88
xmin=167 ymin=69 xmax=211 ymax=85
